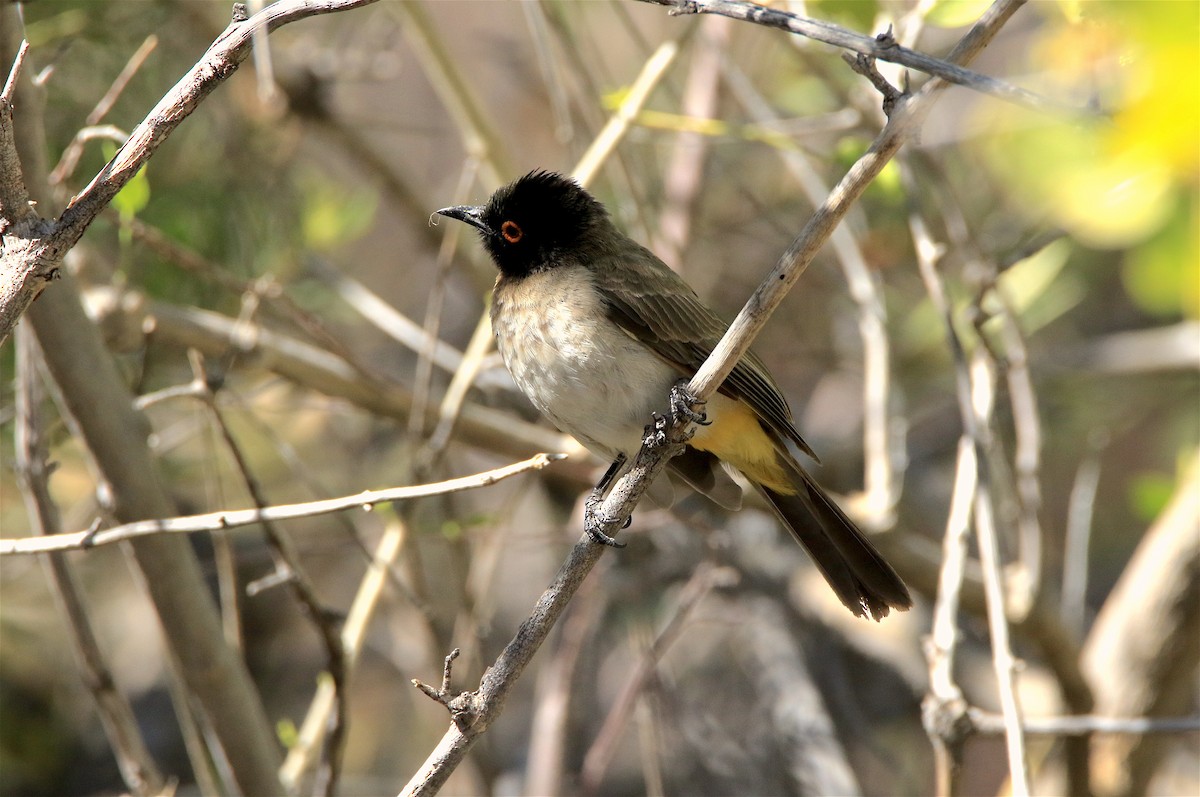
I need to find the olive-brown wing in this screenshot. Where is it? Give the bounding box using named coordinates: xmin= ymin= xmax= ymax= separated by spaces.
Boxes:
xmin=595 ymin=243 xmax=817 ymax=461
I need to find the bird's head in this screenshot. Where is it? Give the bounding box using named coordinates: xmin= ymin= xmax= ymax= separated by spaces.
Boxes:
xmin=436 ymin=170 xmax=609 ymax=278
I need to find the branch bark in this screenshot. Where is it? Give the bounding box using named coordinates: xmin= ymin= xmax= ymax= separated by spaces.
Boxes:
xmin=0 ymin=0 xmax=381 ymax=345
xmin=0 ymin=453 xmax=561 ymax=556
xmin=639 ymin=0 xmax=1075 ymax=115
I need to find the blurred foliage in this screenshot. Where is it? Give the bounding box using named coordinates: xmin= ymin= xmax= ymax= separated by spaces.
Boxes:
xmin=976 ymin=0 xmax=1199 ymax=318
xmin=300 ymin=169 xmax=379 ymax=252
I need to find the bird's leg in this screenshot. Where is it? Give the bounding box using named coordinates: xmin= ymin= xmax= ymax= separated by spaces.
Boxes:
xmin=584 ymin=453 xmax=629 ymax=548
xmin=669 ymin=378 xmax=710 ymax=428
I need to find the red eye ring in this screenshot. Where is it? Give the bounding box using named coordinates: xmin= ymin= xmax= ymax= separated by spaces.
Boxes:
xmin=500 ymin=220 xmax=523 ymax=244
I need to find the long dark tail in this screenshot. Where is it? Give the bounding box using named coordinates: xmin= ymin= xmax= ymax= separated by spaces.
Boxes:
xmin=755 ymin=460 xmax=911 ymax=620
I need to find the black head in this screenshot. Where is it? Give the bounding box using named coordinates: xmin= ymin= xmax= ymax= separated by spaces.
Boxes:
xmin=436 ymin=170 xmax=609 ymax=278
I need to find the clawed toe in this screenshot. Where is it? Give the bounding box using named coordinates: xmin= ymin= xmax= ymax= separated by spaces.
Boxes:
xmin=670 ymin=379 xmax=710 ymax=426
xmin=585 ymin=516 xmax=627 ymax=548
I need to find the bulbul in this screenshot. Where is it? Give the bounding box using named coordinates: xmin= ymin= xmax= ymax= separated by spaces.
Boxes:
xmin=437 ymin=170 xmax=911 ymax=620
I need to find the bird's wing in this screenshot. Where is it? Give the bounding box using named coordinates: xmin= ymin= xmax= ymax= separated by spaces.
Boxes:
xmin=595 ymin=242 xmax=818 ymax=461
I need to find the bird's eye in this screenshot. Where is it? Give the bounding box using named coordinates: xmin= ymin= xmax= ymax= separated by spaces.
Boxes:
xmin=500 ymin=220 xmax=523 ymax=244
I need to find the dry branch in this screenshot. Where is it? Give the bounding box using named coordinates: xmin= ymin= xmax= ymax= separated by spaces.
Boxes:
xmin=639 ymin=0 xmax=1074 ymax=115
xmin=0 ymin=454 xmax=561 ymax=556
xmin=0 ymin=0 xmax=381 ymax=344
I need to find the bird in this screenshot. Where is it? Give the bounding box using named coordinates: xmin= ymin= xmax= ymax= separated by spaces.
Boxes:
xmin=436 ymin=170 xmax=911 ymax=620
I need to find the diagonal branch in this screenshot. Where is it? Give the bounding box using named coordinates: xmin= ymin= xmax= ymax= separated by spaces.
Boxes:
xmin=399 ymin=1 xmax=1029 ymax=794
xmin=687 ymin=0 xmax=1027 ymax=404
xmin=56 ymin=0 xmax=380 ymax=241
xmin=0 ymin=0 xmax=381 ymax=345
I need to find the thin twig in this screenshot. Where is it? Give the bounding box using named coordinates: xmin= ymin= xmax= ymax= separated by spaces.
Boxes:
xmin=186 ymin=350 xmax=349 ymax=797
xmin=579 ymin=563 xmax=736 ymax=793
xmin=911 ymin=205 xmax=974 ymax=796
xmin=968 ymin=352 xmax=1031 ymax=795
xmin=280 ymin=517 xmax=413 ymax=790
xmin=970 ymin=711 xmax=1200 ymax=737
xmin=573 ymin=39 xmax=681 ymax=187
xmin=305 ymin=256 xmax=507 ymax=389
xmin=423 ymin=309 xmax=498 ymax=459
xmin=652 ymin=17 xmax=727 ymax=270
xmin=411 ymin=159 xmax=482 ymax=440
xmin=0 ymin=453 xmax=563 ymax=556
xmin=0 ymin=37 xmax=27 ymax=105
xmin=13 ymin=328 xmax=168 ymax=797
xmin=638 ymin=0 xmax=1077 ymax=116
xmin=49 ymin=34 xmax=158 ymax=185
xmin=1062 ymin=440 xmax=1104 ymax=635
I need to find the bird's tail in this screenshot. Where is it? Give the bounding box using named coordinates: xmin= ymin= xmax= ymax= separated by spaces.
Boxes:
xmin=755 ymin=457 xmax=911 ymax=620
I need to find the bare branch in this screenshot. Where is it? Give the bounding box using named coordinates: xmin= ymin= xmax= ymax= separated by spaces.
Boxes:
xmin=639 ymin=0 xmax=1078 ymax=115
xmin=0 ymin=37 xmax=27 ymax=105
xmin=0 ymin=39 xmax=33 ymax=225
xmin=0 ymin=453 xmax=562 ymax=556
xmin=13 ymin=328 xmax=168 ymax=797
xmin=688 ymin=0 xmax=1028 ymax=405
xmin=970 ymin=711 xmax=1200 ymax=737
xmin=56 ymin=0 xmax=380 ymax=242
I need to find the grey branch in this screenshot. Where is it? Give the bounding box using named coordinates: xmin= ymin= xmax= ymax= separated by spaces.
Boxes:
xmin=639 ymin=0 xmax=1079 ymax=116
xmin=0 ymin=453 xmax=561 ymax=556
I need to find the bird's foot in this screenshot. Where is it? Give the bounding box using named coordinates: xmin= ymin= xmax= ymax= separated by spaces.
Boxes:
xmin=584 ymin=453 xmax=628 ymax=548
xmin=669 ymin=379 xmax=710 ymax=427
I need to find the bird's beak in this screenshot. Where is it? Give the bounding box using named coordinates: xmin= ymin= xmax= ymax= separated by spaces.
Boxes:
xmin=435 ymin=205 xmax=491 ymax=235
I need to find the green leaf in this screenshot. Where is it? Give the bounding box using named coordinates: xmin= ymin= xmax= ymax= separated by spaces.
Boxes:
xmin=1128 ymin=471 xmax=1175 ymax=522
xmin=276 ymin=718 xmax=299 ymax=749
xmin=106 ymin=139 xmax=150 ymax=219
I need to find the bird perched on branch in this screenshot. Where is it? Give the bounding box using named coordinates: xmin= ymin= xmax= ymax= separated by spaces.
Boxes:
xmin=437 ymin=170 xmax=911 ymax=620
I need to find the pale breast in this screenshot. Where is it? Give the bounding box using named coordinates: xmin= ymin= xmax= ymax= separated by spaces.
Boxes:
xmin=491 ymin=266 xmax=679 ymax=457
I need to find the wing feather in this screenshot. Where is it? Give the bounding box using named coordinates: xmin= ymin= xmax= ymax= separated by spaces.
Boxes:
xmin=595 ymin=242 xmax=817 ymax=461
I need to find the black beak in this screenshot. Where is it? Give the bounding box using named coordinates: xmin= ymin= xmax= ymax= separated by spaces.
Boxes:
xmin=435 ymin=205 xmax=491 ymax=235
